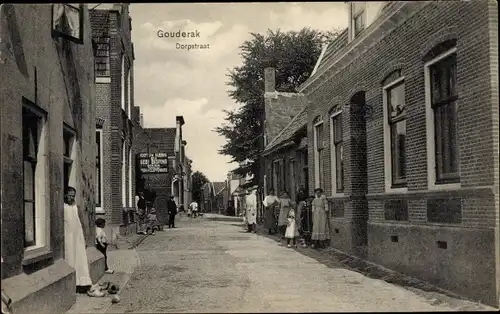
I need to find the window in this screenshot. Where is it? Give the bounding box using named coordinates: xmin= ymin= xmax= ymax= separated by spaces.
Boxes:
xmin=314 ymin=121 xmax=325 ymax=190
xmin=272 ymin=160 xmax=279 ymax=193
xmin=127 ymin=69 xmax=132 ymax=118
xmin=63 ymin=125 xmax=76 ymax=192
xmin=96 ymin=129 xmax=103 ymax=210
xmin=121 ymin=56 xmax=126 ymax=111
xmin=330 ymin=110 xmax=344 ymax=194
xmin=22 ymin=101 xmax=48 ymax=252
xmin=128 ymin=145 xmax=133 ymax=207
xmin=94 ymin=36 xmax=110 ymax=78
xmin=425 ymin=44 xmax=460 ymax=189
xmin=289 ymin=159 xmax=296 ymax=199
xmin=352 ymin=2 xmax=366 ymax=38
xmin=52 ymin=4 xmax=83 ymax=44
xmin=384 ymin=78 xmax=407 ymax=188
xmin=121 ymin=138 xmax=126 ymax=207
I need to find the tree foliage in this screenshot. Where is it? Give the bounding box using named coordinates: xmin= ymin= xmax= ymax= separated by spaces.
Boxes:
xmin=191 ymin=171 xmax=209 ymax=202
xmin=215 ymin=27 xmax=340 ymax=187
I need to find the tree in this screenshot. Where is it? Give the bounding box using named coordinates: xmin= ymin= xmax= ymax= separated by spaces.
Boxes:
xmin=215 ymin=27 xmax=340 ymax=188
xmin=191 ymin=171 xmax=209 ymax=203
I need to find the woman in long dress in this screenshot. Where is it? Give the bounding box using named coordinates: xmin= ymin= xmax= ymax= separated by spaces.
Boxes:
xmin=277 ymin=191 xmax=294 ymax=240
xmin=263 ymin=189 xmax=279 ymax=234
xmin=311 ymin=188 xmax=330 ymax=249
xmin=64 ymin=187 xmax=101 ymax=296
xmin=245 ymin=189 xmax=257 ymax=233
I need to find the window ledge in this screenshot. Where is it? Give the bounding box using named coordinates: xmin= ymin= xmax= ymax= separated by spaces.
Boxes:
xmin=22 ymin=248 xmax=53 ymax=266
xmin=96 ymin=77 xmax=111 ymax=83
xmin=95 ymin=207 xmax=105 ymax=214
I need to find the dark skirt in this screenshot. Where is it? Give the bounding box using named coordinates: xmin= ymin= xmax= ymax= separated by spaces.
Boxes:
xmin=301 ymin=208 xmax=313 ymax=236
xmin=264 ymin=205 xmax=277 ymax=230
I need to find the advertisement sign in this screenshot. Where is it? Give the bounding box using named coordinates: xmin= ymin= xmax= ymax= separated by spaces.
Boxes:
xmin=138 ymin=152 xmax=169 ymax=174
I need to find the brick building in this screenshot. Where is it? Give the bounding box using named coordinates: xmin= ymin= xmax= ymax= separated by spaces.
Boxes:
xmin=0 ymin=4 xmax=104 ymax=312
xmin=132 ymin=108 xmax=191 ymax=215
xmin=90 ymin=4 xmax=136 ymax=241
xmin=297 ymin=1 xmax=499 ymax=306
xmin=262 ymin=67 xmax=309 ymax=203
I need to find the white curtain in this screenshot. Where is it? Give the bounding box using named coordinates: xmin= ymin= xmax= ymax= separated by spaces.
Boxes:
xmin=53 ymin=4 xmax=80 ymax=38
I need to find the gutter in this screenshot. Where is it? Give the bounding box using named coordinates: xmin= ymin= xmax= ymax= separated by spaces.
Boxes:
xmin=262 ymin=140 xmax=295 ymax=157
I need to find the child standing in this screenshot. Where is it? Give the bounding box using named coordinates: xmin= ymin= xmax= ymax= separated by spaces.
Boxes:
xmin=95 ymin=218 xmax=114 ymax=274
xmin=146 ymin=208 xmax=159 ymax=235
xmin=285 ymin=207 xmax=299 ymax=248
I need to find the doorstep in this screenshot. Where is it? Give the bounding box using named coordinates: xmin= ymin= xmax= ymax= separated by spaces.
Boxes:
xmin=66 ymin=249 xmax=140 ymax=314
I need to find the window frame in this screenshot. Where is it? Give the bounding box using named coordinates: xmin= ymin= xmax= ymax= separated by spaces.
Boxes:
xmin=330 ymin=109 xmax=345 ymax=196
xmin=121 ymin=137 xmax=127 ymax=208
xmin=424 ymin=46 xmax=461 ymax=190
xmin=128 ymin=144 xmax=133 ymax=207
xmin=127 ymin=68 xmax=132 ymax=118
xmin=95 ymin=129 xmax=104 ymax=213
xmin=313 ymin=120 xmax=325 ymax=190
xmin=22 ymin=100 xmax=51 ymax=261
xmin=63 ymin=123 xmax=76 ymax=191
xmin=51 ymin=4 xmax=84 ymax=45
xmin=121 ymin=55 xmax=126 ymax=112
xmin=351 ymin=3 xmax=366 ymax=38
xmin=382 ymin=76 xmax=408 ymax=192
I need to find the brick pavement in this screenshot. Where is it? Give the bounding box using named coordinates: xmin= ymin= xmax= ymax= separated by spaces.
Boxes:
xmin=254 ymin=223 xmax=491 ymax=311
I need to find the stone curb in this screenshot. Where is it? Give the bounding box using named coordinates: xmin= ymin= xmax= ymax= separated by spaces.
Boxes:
xmin=202 ymin=215 xmax=243 ymax=222
xmin=128 ymin=234 xmax=148 ymax=249
xmin=254 ymin=223 xmax=491 ymax=310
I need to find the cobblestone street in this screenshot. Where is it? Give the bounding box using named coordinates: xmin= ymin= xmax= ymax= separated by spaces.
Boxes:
xmin=89 ymin=216 xmax=494 ymax=313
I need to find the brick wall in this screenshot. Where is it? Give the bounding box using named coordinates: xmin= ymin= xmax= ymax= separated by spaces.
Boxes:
xmin=301 ymin=1 xmax=499 ymax=305
xmin=0 ymin=4 xmax=99 ymax=311
xmin=90 ymin=4 xmax=135 ymax=227
xmin=304 ymin=1 xmax=498 ymax=229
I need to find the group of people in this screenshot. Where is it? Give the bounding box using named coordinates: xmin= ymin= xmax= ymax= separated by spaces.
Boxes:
xmin=136 ymin=192 xmax=180 ymax=234
xmin=259 ymin=187 xmax=331 ymax=249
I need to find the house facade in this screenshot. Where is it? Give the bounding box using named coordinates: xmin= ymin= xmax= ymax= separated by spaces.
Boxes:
xmin=90 ymin=4 xmax=136 ymax=242
xmin=0 ymin=4 xmax=104 ymax=312
xmin=262 ymin=67 xmax=309 ymax=203
xmin=299 ymin=1 xmax=499 ymax=307
xmin=201 ymin=181 xmax=227 ymax=213
xmin=132 ymin=108 xmax=190 ymax=215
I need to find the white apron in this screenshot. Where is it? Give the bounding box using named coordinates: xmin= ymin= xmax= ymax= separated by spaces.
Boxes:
xmin=64 ymin=203 xmax=93 ymax=286
xmin=245 ymin=192 xmax=257 ymax=225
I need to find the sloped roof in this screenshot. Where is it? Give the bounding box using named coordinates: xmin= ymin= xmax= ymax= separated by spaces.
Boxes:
xmin=141 ymin=128 xmax=176 ymax=155
xmin=298 ymin=28 xmax=349 ymax=91
xmin=263 ymin=106 xmax=307 ymax=156
xmin=213 ymin=182 xmax=226 ymax=196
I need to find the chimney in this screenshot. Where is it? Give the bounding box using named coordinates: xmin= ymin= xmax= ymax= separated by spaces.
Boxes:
xmin=264 ymin=67 xmax=276 ymax=93
xmin=140 ymin=113 xmax=144 ymax=127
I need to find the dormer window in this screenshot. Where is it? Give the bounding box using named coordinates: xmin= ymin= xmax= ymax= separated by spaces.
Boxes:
xmin=352 ymin=2 xmax=366 ymax=38
xmin=52 ymin=4 xmax=84 ymax=44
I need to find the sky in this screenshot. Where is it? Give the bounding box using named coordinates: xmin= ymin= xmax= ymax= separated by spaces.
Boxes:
xmin=129 ymin=2 xmax=348 ymax=182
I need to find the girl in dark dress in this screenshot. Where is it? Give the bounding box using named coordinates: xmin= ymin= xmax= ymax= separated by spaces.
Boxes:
xmin=298 ymin=195 xmax=314 ymax=247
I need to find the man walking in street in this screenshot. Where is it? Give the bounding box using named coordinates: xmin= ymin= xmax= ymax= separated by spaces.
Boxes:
xmin=167 ymin=196 xmax=177 ymax=228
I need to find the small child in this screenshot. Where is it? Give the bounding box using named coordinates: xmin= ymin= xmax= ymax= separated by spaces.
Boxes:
xmin=95 ymin=218 xmax=114 ymax=274
xmin=285 ymin=207 xmax=299 ymax=248
xmin=146 ymin=208 xmax=159 ymax=235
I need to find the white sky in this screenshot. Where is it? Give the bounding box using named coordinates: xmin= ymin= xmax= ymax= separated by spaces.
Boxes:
xmin=130 ymin=2 xmax=348 ymax=182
